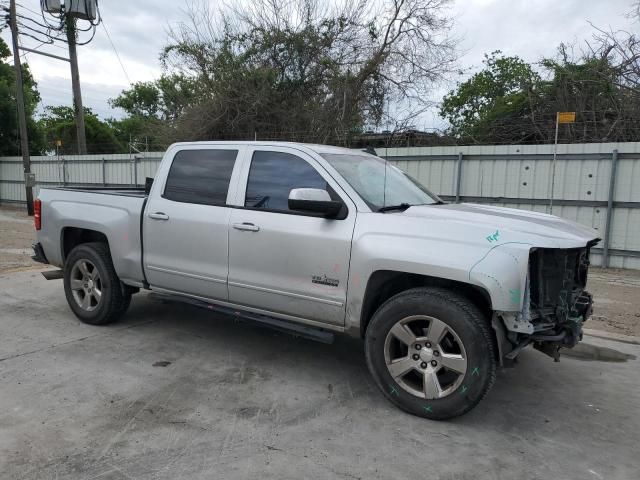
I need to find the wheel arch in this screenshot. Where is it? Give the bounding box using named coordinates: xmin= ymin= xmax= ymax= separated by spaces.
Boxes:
xmin=359 ymin=270 xmax=493 ymax=339
xmin=61 ymin=227 xmax=110 ymax=263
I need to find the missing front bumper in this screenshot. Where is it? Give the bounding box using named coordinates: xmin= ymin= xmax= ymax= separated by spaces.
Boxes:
xmin=500 ymin=289 xmax=594 ymax=362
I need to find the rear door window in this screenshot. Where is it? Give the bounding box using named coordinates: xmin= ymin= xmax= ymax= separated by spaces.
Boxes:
xmin=164 ymin=149 xmax=238 ymax=206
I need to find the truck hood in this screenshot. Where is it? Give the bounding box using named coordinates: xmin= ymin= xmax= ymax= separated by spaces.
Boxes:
xmin=352 ymin=202 xmax=600 ymax=313
xmin=398 ymin=203 xmax=599 ymax=247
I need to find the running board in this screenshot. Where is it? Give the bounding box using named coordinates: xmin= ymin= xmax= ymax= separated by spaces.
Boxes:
xmin=149 ymin=292 xmax=335 ymax=344
xmin=41 ymin=269 xmax=64 ymax=280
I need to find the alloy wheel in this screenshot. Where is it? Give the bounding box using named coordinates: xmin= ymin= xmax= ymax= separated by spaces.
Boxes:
xmin=384 ymin=315 xmax=467 ymax=399
xmin=69 ymin=259 xmax=102 ymax=312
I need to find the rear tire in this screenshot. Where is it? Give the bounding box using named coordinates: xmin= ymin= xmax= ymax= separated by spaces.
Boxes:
xmin=365 ymin=287 xmax=496 ymax=420
xmin=63 ymin=242 xmax=130 ymax=325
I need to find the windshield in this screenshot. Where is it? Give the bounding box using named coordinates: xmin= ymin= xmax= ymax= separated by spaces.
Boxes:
xmin=320 ymin=153 xmax=441 ymax=211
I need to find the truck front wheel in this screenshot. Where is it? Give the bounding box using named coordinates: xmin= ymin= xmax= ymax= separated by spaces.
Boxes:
xmin=63 ymin=242 xmax=131 ymax=325
xmin=365 ymin=287 xmax=496 ymax=420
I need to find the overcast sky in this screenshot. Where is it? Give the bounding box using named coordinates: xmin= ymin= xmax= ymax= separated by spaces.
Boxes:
xmin=2 ymin=0 xmax=637 ymax=128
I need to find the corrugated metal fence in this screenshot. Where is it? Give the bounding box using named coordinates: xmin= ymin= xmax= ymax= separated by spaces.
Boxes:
xmin=2 ymin=142 xmax=639 ymax=269
xmin=382 ymin=142 xmax=640 ymax=269
xmin=0 ymin=152 xmax=164 ymax=201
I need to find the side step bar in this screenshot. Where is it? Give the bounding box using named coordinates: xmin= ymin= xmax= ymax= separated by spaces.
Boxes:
xmin=149 ymin=292 xmax=335 ymax=344
xmin=41 ymin=269 xmax=64 ymax=280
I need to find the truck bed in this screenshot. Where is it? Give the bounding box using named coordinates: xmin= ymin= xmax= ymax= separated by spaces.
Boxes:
xmin=36 ymin=186 xmax=148 ymax=286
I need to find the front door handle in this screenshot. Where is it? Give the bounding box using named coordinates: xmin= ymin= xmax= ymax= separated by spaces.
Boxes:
xmin=233 ymin=222 xmax=260 ymax=232
xmin=149 ymin=212 xmax=169 ymax=221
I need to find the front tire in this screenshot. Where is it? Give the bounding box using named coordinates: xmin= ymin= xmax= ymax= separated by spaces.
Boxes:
xmin=365 ymin=287 xmax=496 ymax=420
xmin=63 ymin=242 xmax=130 ymax=325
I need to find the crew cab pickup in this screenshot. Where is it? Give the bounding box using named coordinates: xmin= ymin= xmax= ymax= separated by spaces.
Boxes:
xmin=33 ymin=142 xmax=599 ymax=419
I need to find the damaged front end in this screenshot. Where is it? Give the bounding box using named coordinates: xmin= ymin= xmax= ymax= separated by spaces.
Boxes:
xmin=497 ymin=240 xmax=598 ymax=363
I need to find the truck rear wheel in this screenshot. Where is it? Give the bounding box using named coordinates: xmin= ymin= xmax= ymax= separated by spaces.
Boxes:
xmin=365 ymin=287 xmax=496 ymax=420
xmin=63 ymin=242 xmax=131 ymax=325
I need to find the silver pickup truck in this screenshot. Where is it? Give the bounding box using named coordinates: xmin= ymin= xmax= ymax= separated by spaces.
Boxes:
xmin=33 ymin=141 xmax=599 ymax=419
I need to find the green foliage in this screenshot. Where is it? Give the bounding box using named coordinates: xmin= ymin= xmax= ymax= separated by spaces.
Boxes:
xmin=440 ymin=51 xmax=540 ymax=142
xmin=0 ymin=38 xmax=45 ymax=155
xmin=440 ymin=46 xmax=640 ymax=144
xmin=107 ymin=115 xmax=168 ymax=151
xmin=110 ymin=74 xmax=201 ymax=121
xmin=108 ymin=74 xmax=200 ymax=148
xmin=110 ymin=81 xmax=160 ymax=117
xmin=39 ymin=106 xmax=125 ymax=154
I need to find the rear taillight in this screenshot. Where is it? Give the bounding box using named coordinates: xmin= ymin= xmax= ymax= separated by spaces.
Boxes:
xmin=34 ymin=199 xmax=41 ymax=230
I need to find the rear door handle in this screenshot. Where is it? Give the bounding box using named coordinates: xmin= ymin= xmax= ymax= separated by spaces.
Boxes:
xmin=232 ymin=222 xmax=260 ymax=232
xmin=149 ymin=212 xmax=169 ymax=221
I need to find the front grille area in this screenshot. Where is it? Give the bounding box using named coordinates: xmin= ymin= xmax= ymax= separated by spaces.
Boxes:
xmin=504 ymin=241 xmax=598 ymax=361
xmin=528 ymin=246 xmax=590 ymax=326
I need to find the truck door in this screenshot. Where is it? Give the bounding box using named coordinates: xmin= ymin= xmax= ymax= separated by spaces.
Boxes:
xmin=143 ymin=146 xmax=243 ymax=300
xmin=227 ymin=147 xmax=356 ymax=326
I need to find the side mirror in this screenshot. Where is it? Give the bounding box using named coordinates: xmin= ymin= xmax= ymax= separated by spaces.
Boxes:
xmin=288 ymin=188 xmax=343 ymax=218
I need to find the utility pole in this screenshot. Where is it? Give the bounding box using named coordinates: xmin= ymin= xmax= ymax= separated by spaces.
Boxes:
xmin=8 ymin=0 xmax=34 ymax=215
xmin=66 ymin=17 xmax=87 ymax=155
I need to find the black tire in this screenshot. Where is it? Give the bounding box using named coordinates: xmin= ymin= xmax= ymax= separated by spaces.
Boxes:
xmin=365 ymin=287 xmax=496 ymax=420
xmin=63 ymin=242 xmax=130 ymax=325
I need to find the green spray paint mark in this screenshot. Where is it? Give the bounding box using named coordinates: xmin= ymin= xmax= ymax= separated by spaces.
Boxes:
xmin=486 ymin=230 xmax=500 ymax=243
xmin=460 ymin=385 xmax=468 ymax=394
xmin=471 ymin=367 xmax=480 ymax=376
xmin=423 ymin=405 xmax=433 ymax=413
xmin=509 ymin=289 xmax=521 ymax=304
xmin=389 ymin=385 xmax=399 ymax=396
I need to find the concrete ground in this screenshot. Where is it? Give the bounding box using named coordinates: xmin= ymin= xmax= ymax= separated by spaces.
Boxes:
xmin=1 ymin=269 xmax=639 ymax=479
xmin=0 ymin=206 xmax=35 ymax=273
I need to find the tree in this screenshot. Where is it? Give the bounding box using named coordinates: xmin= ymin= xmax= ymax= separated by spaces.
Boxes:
xmin=440 ymin=51 xmax=540 ymax=143
xmin=536 ymin=44 xmax=640 ymax=142
xmin=440 ymin=45 xmax=640 ymax=144
xmin=108 ymin=73 xmax=200 ymax=149
xmin=159 ymin=0 xmax=457 ymax=143
xmin=0 ymin=38 xmax=45 ymax=155
xmin=110 ymin=81 xmax=161 ymax=118
xmin=106 ymin=115 xmax=169 ymax=152
xmin=39 ymin=106 xmax=124 ymax=154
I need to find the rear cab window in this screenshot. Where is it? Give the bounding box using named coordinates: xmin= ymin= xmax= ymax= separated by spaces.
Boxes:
xmin=164 ymin=149 xmax=238 ymax=206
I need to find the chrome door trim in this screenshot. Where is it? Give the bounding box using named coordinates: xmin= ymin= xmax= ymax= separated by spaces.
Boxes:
xmin=146 ymin=265 xmax=227 ymax=284
xmin=228 ymin=280 xmax=344 ymax=307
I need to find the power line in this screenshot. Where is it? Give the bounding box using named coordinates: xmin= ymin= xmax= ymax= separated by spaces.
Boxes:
xmin=17 ymin=2 xmax=44 ymax=17
xmin=101 ymin=18 xmax=131 ymax=84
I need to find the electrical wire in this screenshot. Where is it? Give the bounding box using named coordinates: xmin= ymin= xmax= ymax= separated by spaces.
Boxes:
xmin=74 ymin=24 xmax=96 ymax=45
xmin=101 ymin=18 xmax=131 ymax=84
xmin=16 ymin=21 xmax=55 ymax=39
xmin=16 ymin=28 xmax=54 ymax=45
xmin=17 ymin=2 xmax=45 ymax=17
xmin=16 ymin=12 xmax=55 ymax=30
xmin=25 ymin=39 xmax=54 ymax=51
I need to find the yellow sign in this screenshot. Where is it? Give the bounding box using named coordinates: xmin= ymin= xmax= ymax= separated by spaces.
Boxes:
xmin=55 ymin=139 xmax=62 ymax=147
xmin=557 ymin=112 xmax=576 ymax=123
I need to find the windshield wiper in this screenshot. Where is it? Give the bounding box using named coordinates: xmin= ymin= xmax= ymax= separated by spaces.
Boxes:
xmin=378 ymin=203 xmax=412 ymax=213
